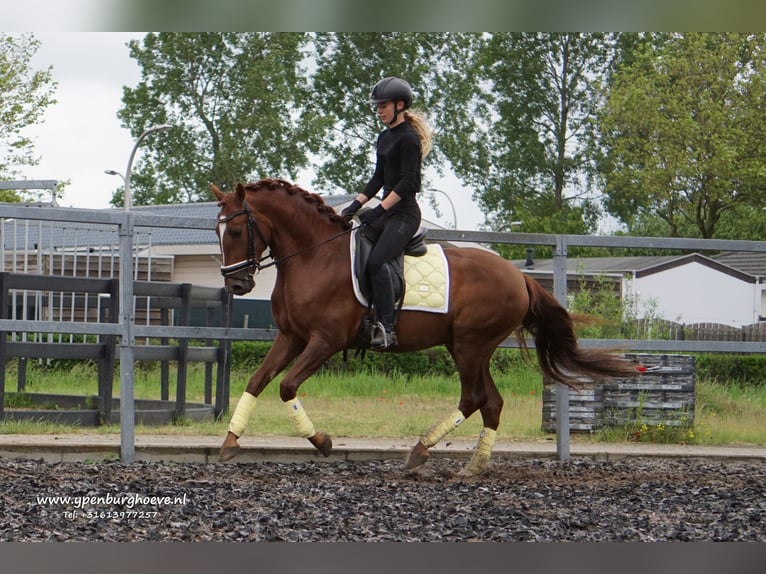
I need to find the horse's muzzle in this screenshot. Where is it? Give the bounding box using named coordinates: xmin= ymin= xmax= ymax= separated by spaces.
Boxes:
xmin=226 ymin=274 xmax=255 ymax=296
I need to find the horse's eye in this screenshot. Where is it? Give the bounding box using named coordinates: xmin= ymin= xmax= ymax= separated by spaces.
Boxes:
xmin=229 ymin=228 xmax=242 ymax=239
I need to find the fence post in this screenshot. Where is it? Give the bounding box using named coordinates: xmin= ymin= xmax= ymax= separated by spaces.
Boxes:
xmin=215 ymin=289 xmax=232 ymax=419
xmin=175 ymin=283 xmax=192 ymax=420
xmin=204 ymin=306 xmax=214 ymax=405
xmin=118 ymin=213 xmax=136 ymax=463
xmin=0 ymin=273 xmax=7 ymax=417
xmin=553 ymin=235 xmax=570 ymax=462
xmin=160 ymin=307 xmax=170 ymax=401
xmin=99 ymin=278 xmax=119 ymax=425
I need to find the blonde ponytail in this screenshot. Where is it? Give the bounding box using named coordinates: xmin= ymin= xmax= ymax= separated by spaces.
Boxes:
xmin=404 ymin=110 xmax=433 ymax=159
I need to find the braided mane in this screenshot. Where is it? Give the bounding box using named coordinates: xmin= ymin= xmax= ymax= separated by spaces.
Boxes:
xmin=243 ymin=178 xmax=351 ymax=231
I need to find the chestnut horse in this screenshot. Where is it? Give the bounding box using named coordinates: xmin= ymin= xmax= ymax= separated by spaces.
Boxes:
xmin=213 ymin=178 xmax=634 ymax=474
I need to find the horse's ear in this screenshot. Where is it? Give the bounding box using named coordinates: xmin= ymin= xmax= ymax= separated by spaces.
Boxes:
xmin=235 ymin=183 xmax=246 ymax=203
xmin=210 ymin=184 xmax=225 ymax=202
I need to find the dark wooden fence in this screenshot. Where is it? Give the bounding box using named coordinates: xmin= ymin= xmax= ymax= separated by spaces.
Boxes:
xmin=0 ymin=272 xmax=232 ymax=424
xmin=627 ymin=318 xmax=766 ymax=342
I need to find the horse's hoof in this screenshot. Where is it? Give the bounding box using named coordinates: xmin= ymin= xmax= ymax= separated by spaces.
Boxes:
xmin=218 ymin=445 xmax=240 ymax=462
xmin=309 ymin=431 xmax=332 ymax=457
xmin=218 ymin=432 xmax=241 ymax=462
xmin=404 ymin=441 xmax=430 ymax=470
xmin=457 ymin=465 xmax=485 ymax=478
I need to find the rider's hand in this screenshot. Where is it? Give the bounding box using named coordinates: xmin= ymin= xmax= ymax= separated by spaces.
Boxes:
xmin=358 ymin=204 xmax=385 ymax=225
xmin=340 ymin=199 xmax=362 ymax=221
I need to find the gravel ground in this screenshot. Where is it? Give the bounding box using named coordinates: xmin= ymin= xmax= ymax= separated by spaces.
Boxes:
xmin=2 ymin=455 xmax=765 ymax=541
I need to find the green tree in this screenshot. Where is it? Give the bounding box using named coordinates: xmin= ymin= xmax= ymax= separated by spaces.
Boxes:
xmin=439 ymin=33 xmax=615 ymax=254
xmin=0 ymin=33 xmax=57 ymax=195
xmin=597 ymin=33 xmax=766 ymax=239
xmin=115 ymin=32 xmax=314 ymax=206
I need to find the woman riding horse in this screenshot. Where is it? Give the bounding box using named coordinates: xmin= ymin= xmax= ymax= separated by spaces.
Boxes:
xmin=341 ymin=76 xmax=432 ymax=350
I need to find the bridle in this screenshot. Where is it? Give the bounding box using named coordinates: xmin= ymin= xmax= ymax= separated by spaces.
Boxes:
xmin=217 ymin=200 xmax=273 ymax=278
xmin=217 ymin=199 xmax=354 ymax=279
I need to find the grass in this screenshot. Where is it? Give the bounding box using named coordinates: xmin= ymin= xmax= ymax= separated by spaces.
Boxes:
xmin=2 ymin=360 xmax=765 ymax=446
xmin=693 ymin=380 xmax=766 ymax=445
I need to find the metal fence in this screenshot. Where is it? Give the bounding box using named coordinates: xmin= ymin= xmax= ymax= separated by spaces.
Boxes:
xmin=0 ymin=202 xmax=266 ymax=462
xmin=3 ymin=202 xmax=766 ymax=462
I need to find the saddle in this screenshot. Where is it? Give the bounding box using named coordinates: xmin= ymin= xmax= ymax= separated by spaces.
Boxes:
xmin=350 ymin=225 xmax=428 ymax=351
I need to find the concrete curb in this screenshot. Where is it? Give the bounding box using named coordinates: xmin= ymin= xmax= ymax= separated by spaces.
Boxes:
xmin=1 ymin=433 xmax=765 ymax=464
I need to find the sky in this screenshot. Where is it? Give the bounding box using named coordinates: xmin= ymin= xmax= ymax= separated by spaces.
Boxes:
xmin=18 ymin=32 xmax=487 ymax=230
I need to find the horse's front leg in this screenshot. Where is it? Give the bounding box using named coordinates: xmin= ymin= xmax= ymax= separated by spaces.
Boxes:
xmin=278 ymin=337 xmax=338 ymax=457
xmin=219 ymin=332 xmax=305 ymax=462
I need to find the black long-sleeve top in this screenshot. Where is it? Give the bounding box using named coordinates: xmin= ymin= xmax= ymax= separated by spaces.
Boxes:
xmin=362 ymin=121 xmax=422 ymax=215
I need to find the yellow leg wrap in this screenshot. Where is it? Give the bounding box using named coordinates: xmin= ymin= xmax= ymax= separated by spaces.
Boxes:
xmin=285 ymin=398 xmax=316 ymax=439
xmin=465 ymin=428 xmax=497 ymax=474
xmin=421 ymin=408 xmax=465 ymax=448
xmin=228 ymin=392 xmax=257 ymax=437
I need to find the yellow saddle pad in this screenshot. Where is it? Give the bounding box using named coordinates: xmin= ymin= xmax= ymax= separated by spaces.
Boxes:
xmin=401 ymin=244 xmax=450 ymax=313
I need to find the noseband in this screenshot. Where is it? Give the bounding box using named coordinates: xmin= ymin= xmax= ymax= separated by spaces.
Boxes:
xmin=217 ymin=201 xmax=272 ymax=278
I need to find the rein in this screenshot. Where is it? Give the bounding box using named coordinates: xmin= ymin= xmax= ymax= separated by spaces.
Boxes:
xmin=218 ymin=200 xmax=354 ymax=278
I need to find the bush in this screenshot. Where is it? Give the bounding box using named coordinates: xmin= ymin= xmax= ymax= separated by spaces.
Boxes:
xmin=229 ymin=341 xmax=272 ymax=370
xmin=694 ymin=354 xmax=766 ymax=387
xmin=226 ymin=341 xmax=529 ymax=378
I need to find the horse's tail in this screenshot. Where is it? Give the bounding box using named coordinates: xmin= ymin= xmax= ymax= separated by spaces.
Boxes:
xmin=518 ymin=275 xmax=636 ymax=389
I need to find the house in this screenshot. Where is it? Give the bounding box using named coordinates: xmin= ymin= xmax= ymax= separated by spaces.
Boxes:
xmin=517 ymin=252 xmax=761 ymax=327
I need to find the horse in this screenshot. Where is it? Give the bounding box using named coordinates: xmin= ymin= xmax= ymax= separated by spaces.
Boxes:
xmin=212 ymin=178 xmax=636 ymax=474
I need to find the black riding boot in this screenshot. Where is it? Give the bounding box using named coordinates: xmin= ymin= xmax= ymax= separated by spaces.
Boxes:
xmin=369 ymin=264 xmax=397 ymax=349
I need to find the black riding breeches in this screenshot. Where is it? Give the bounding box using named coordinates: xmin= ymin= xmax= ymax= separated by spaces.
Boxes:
xmin=365 ymin=209 xmax=420 ymax=276
xmin=364 ymin=209 xmax=420 ymax=328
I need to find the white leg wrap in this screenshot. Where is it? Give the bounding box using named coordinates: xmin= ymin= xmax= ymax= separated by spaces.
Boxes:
xmin=465 ymin=428 xmax=497 ymax=474
xmin=228 ymin=392 xmax=257 ymax=437
xmin=421 ymin=408 xmax=465 ymax=448
xmin=285 ymin=398 xmax=316 ymax=439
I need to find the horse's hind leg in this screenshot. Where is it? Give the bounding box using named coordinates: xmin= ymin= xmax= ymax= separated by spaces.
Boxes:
xmin=460 ymin=362 xmax=503 ymax=476
xmin=406 ymin=346 xmax=498 ymax=472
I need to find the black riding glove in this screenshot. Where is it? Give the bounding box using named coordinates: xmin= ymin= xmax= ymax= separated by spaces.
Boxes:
xmin=340 ymin=199 xmax=362 ymax=220
xmin=358 ymin=204 xmax=386 ymax=225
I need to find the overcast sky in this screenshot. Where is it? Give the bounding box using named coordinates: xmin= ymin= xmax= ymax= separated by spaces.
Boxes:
xmin=17 ymin=32 xmax=485 ymax=230
xmin=21 ymin=32 xmax=143 ymax=208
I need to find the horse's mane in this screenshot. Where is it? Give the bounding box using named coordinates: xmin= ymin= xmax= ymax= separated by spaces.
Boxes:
xmin=243 ymin=178 xmax=351 ymax=231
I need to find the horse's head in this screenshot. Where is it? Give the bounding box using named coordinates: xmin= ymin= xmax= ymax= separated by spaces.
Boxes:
xmin=211 ymin=183 xmax=269 ymax=296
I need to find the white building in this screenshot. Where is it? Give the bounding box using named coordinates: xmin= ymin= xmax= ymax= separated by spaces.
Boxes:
xmin=518 ymin=252 xmax=761 ymax=328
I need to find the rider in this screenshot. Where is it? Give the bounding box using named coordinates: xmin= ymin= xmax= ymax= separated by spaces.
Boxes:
xmin=341 ymin=76 xmax=432 ymax=349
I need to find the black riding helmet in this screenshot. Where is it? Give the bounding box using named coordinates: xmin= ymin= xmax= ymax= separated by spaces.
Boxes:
xmin=370 ymin=77 xmax=413 ymax=123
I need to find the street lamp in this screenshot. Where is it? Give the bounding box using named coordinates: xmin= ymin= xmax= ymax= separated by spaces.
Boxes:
xmin=104 ymin=169 xmax=125 ymax=185
xmin=104 ymin=169 xmax=126 ymax=205
xmin=118 ymin=124 xmax=173 ymax=211
xmin=429 ymin=188 xmax=458 ymax=229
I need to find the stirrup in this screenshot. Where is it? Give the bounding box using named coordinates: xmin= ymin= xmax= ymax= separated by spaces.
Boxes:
xmin=370 ymin=321 xmax=397 ymax=349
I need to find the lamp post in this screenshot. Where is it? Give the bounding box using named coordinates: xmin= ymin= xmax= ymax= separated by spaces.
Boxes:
xmin=429 ymin=188 xmax=458 ymax=229
xmin=112 ymin=124 xmax=171 ymax=463
xmin=120 ymin=124 xmax=173 ymax=211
